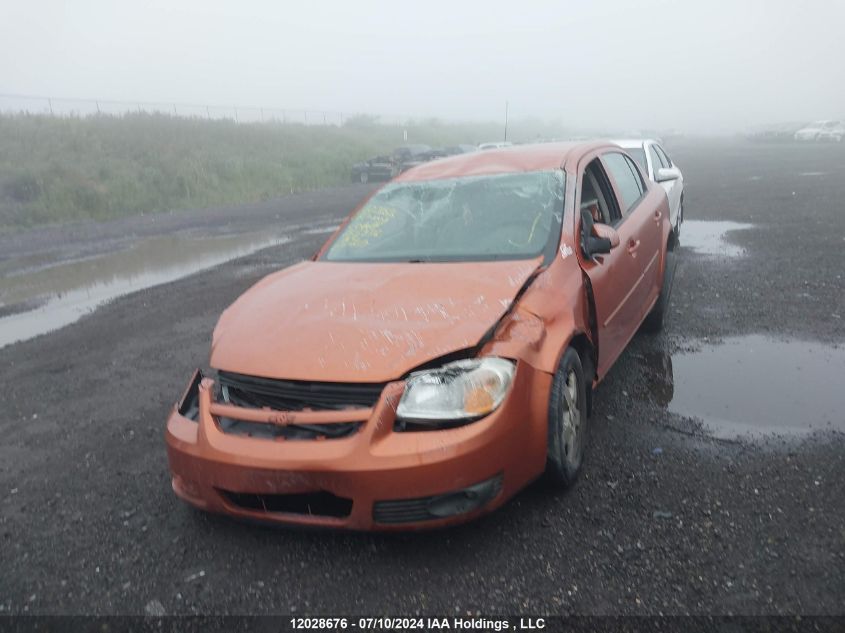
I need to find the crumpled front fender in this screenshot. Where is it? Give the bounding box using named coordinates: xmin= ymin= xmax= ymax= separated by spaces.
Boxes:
xmin=484 ymin=256 xmax=593 ymax=376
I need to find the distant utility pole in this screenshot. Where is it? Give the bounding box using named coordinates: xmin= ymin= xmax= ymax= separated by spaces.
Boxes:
xmin=504 ymin=100 xmax=509 ymax=142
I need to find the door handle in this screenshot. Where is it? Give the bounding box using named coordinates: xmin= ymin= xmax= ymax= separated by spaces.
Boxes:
xmin=627 ymin=239 xmax=640 ymax=254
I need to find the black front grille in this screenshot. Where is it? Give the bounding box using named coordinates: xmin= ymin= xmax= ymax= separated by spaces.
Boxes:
xmin=219 ymin=490 xmax=353 ymax=518
xmin=217 ymin=370 xmax=384 ymax=411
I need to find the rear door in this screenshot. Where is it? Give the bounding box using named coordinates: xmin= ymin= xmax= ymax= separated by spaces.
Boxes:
xmin=602 ymin=151 xmax=663 ymax=318
xmin=576 ymin=156 xmax=649 ymax=376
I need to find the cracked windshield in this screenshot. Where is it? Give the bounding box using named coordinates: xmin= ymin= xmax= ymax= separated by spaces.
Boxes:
xmin=325 ymin=171 xmax=564 ymax=261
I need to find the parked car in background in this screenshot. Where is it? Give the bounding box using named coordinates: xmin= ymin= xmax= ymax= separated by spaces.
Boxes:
xmin=794 ymin=120 xmax=844 ymax=142
xmin=350 ymin=145 xmax=435 ymax=183
xmin=418 ymin=148 xmax=451 ymax=161
xmin=444 ymin=144 xmax=478 ymax=155
xmin=350 ymin=155 xmax=396 ymax=183
xmin=478 ymin=141 xmax=513 ymax=150
xmin=392 ymin=144 xmax=434 ymax=172
xmin=746 ymin=122 xmax=805 ymax=143
xmin=612 ymin=139 xmax=684 ymax=241
xmin=166 ymin=141 xmax=675 ymax=530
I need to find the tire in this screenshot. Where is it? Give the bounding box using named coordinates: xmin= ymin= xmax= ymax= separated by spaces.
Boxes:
xmin=643 ymin=250 xmax=676 ymax=333
xmin=545 ymin=347 xmax=588 ymax=488
xmin=359 ymin=171 xmax=369 ymax=184
xmin=674 ymin=198 xmax=684 ymax=242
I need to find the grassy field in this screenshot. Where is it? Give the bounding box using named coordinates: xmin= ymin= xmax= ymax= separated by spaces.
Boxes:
xmin=0 ymin=113 xmax=569 ymax=229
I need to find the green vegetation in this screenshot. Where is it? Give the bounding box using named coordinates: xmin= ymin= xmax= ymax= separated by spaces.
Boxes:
xmin=0 ymin=113 xmax=569 ymax=229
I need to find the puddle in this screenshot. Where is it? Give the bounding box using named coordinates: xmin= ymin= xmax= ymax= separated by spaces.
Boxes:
xmin=0 ymin=232 xmax=290 ymax=348
xmin=682 ymin=220 xmax=753 ymax=257
xmin=651 ymin=336 xmax=845 ymax=439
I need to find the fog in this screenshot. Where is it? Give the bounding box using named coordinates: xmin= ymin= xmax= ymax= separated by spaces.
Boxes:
xmin=1 ymin=0 xmax=843 ymax=133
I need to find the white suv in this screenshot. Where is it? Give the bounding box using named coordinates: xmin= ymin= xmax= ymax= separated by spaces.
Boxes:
xmin=612 ymin=139 xmax=685 ymax=240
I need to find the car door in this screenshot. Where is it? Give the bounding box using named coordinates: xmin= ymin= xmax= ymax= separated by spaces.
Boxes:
xmin=576 ymin=155 xmax=651 ymax=376
xmin=602 ymin=151 xmax=662 ymax=320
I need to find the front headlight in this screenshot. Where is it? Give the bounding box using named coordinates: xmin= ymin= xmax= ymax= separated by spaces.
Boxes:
xmin=396 ymin=357 xmax=516 ymax=426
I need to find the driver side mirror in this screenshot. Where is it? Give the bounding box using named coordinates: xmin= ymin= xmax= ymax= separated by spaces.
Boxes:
xmin=585 ymin=223 xmax=620 ymax=258
xmin=655 ymin=166 xmax=681 ymax=183
xmin=580 ymin=209 xmax=620 ymax=260
xmin=592 ymin=223 xmax=620 ymax=249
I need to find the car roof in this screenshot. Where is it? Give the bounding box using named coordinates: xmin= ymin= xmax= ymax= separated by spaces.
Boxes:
xmin=395 ymin=141 xmax=612 ymax=182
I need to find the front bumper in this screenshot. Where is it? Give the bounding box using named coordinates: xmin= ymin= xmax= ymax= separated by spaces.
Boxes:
xmin=165 ymin=363 xmax=551 ymax=530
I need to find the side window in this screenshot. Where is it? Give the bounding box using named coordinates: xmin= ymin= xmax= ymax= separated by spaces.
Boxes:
xmin=648 ymin=145 xmax=664 ymax=176
xmin=603 ymin=152 xmax=645 ymax=214
xmin=654 ymin=144 xmax=672 ymax=167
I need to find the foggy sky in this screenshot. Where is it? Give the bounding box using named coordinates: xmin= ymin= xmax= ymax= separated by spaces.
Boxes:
xmin=1 ymin=0 xmax=843 ymax=133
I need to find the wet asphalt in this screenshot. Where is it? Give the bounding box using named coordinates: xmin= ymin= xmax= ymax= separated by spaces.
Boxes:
xmin=0 ymin=139 xmax=843 ymax=616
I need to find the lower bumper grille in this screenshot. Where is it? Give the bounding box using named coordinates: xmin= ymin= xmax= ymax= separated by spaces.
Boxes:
xmin=219 ymin=490 xmax=353 ymax=518
xmin=373 ymin=474 xmax=503 ymax=524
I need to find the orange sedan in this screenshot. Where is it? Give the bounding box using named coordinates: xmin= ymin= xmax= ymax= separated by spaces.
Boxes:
xmin=165 ymin=141 xmax=676 ymax=530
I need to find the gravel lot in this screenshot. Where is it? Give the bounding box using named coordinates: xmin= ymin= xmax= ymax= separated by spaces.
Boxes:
xmin=0 ymin=139 xmax=843 ymax=616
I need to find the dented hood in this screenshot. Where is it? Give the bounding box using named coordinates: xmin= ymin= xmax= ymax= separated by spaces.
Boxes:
xmin=211 ymin=259 xmax=541 ymax=382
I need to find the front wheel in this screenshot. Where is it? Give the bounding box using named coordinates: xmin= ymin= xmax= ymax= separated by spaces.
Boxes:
xmin=545 ymin=348 xmax=588 ymax=488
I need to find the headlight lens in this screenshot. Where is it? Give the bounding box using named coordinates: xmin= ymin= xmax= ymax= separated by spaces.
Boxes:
xmin=396 ymin=357 xmax=516 ymax=425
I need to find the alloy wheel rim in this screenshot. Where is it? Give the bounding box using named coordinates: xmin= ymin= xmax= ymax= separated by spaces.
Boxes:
xmin=561 ymin=369 xmax=581 ymax=467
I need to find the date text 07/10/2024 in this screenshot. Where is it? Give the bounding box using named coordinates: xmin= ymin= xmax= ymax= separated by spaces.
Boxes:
xmin=289 ymin=617 xmax=546 ymax=631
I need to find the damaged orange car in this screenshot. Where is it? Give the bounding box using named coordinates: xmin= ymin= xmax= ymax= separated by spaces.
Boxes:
xmin=166 ymin=141 xmax=676 ymax=530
